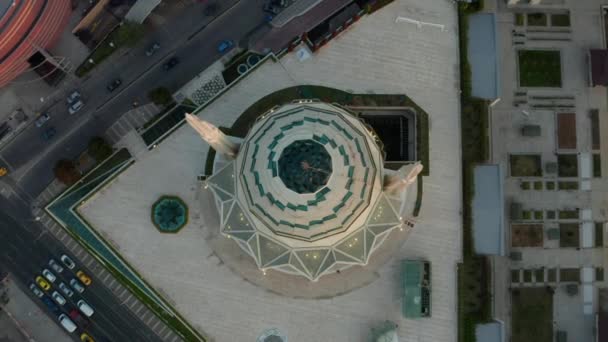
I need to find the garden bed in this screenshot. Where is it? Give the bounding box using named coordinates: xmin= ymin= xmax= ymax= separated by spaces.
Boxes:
xmin=527 ymin=13 xmax=547 ymax=26
xmin=510 ymin=154 xmax=542 ymax=176
xmin=559 ymin=223 xmax=580 ymax=247
xmin=511 ymin=288 xmax=553 ymax=342
xmin=511 ymin=224 xmax=543 ymax=247
xmin=557 ymin=154 xmax=578 ymax=177
xmin=518 ymin=50 xmax=562 ymax=87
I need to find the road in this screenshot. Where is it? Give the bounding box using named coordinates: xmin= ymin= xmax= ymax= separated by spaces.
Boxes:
xmin=1 ymin=0 xmax=267 ymax=198
xmin=0 ymin=196 xmax=162 ymax=342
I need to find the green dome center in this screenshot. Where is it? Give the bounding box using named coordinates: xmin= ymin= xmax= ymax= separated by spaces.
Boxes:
xmin=278 ymin=140 xmax=332 ymax=194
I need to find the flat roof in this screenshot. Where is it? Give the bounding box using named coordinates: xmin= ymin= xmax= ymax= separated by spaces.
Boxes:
xmin=473 ymin=165 xmax=505 ymax=255
xmin=468 ymin=13 xmax=499 ymax=100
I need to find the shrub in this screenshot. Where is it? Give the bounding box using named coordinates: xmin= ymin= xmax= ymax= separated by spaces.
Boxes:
xmin=148 ymin=87 xmax=173 ymax=106
xmin=88 ymin=137 xmax=113 ymax=163
xmin=54 ymin=159 xmax=81 ymax=185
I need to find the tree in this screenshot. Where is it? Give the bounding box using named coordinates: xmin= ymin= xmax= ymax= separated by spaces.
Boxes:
xmin=88 ymin=137 xmax=113 ymax=163
xmin=54 ymin=159 xmax=81 ymax=185
xmin=148 ymin=87 xmax=173 ymax=106
xmin=114 ymin=21 xmax=145 ymax=47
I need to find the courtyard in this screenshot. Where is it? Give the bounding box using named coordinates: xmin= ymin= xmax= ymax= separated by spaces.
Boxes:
xmin=77 ymin=0 xmax=461 ymax=341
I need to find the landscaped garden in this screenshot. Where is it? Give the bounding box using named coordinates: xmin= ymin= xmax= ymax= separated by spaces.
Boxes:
xmin=518 ymin=50 xmax=562 ymax=87
xmin=511 ymin=288 xmax=553 ymax=342
xmin=527 ymin=13 xmax=547 ymax=26
xmin=551 ymin=13 xmax=570 ymax=27
xmin=510 ymin=154 xmax=542 ymax=176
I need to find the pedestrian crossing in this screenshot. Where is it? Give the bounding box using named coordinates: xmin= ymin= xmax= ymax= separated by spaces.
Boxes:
xmin=105 ymin=103 xmax=160 ymax=145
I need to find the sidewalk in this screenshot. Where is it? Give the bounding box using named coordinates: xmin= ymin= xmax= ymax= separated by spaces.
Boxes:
xmin=1 ymin=276 xmax=71 ymax=342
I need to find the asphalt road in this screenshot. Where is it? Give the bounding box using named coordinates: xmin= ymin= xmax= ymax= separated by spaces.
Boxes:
xmin=1 ymin=0 xmax=267 ymax=198
xmin=0 ymin=197 xmax=162 ymax=342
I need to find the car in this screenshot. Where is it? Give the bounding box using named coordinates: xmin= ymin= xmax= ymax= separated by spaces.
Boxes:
xmin=70 ymin=278 xmax=85 ymax=293
xmin=49 ymin=259 xmax=64 ymax=274
xmin=162 ymin=57 xmax=179 ymax=70
xmin=42 ymin=295 xmax=61 ymax=315
xmin=106 ymin=78 xmax=122 ymax=92
xmin=59 ymin=282 xmax=74 ymax=298
xmin=51 ymin=291 xmax=66 ymax=306
xmin=145 ymin=42 xmax=160 ymax=56
xmin=71 ymin=309 xmax=90 ymax=329
xmin=41 ymin=269 xmax=56 ymax=283
xmin=68 ymin=100 xmax=84 ymax=115
xmin=217 ymin=40 xmax=234 ymax=54
xmin=77 ymin=299 xmax=94 ymax=317
xmin=35 ymin=112 xmax=50 ymax=127
xmin=58 ymin=314 xmax=77 ymax=333
xmin=80 ymin=333 xmax=94 ymax=342
xmin=29 ymin=283 xmax=44 ymax=298
xmin=35 ymin=276 xmax=51 ymax=291
xmin=76 ymin=271 xmax=91 ymax=286
xmin=61 ymin=254 xmax=76 ymax=269
xmin=41 ymin=127 xmax=56 ymax=141
xmin=66 ymin=90 xmax=81 ymax=104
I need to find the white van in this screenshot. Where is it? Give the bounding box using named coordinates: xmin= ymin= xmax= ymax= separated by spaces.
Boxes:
xmin=77 ymin=299 xmax=94 ymax=317
xmin=58 ymin=314 xmax=76 ymax=333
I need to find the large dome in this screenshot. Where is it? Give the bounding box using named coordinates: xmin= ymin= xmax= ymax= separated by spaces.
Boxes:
xmin=206 ymin=101 xmax=406 ymax=281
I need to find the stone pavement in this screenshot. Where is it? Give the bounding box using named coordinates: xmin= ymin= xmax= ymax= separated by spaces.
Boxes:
xmin=79 ymin=1 xmax=462 ymax=341
xmin=0 ymin=275 xmax=71 ymax=342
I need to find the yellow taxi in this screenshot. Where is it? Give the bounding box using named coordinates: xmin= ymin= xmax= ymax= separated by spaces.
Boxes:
xmin=80 ymin=333 xmax=94 ymax=342
xmin=76 ymin=271 xmax=92 ymax=286
xmin=35 ymin=276 xmax=50 ymax=291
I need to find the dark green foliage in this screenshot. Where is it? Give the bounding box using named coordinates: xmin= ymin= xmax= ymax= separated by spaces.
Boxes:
xmin=88 ymin=137 xmax=113 ymax=163
xmin=148 ymin=87 xmax=173 ymax=106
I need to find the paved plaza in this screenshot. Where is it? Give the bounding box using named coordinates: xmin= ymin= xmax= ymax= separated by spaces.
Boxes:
xmin=79 ymin=1 xmax=462 ymax=341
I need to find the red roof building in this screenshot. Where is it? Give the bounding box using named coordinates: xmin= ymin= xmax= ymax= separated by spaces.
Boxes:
xmin=0 ymin=0 xmax=72 ymax=87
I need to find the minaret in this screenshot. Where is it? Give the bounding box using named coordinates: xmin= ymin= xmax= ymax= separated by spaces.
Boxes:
xmin=185 ymin=113 xmax=239 ymax=159
xmin=383 ymin=162 xmax=423 ymax=194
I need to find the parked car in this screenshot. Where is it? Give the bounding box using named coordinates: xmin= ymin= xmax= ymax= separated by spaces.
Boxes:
xmin=162 ymin=57 xmax=179 ymax=70
xmin=29 ymin=283 xmax=44 ymax=298
xmin=35 ymin=113 xmax=50 ymax=127
xmin=70 ymin=278 xmax=85 ymax=293
xmin=80 ymin=333 xmax=94 ymax=342
xmin=42 ymin=269 xmax=56 ymax=283
xmin=70 ymin=309 xmax=90 ymax=329
xmin=66 ymin=90 xmax=81 ymax=104
xmin=68 ymin=100 xmax=84 ymax=115
xmin=59 ymin=282 xmax=74 ymax=298
xmin=52 ymin=291 xmax=66 ymax=306
xmin=217 ymin=40 xmax=234 ymax=54
xmin=41 ymin=127 xmax=56 ymax=141
xmin=145 ymin=42 xmax=160 ymax=56
xmin=49 ymin=259 xmax=64 ymax=274
xmin=76 ymin=271 xmax=92 ymax=286
xmin=61 ymin=254 xmax=76 ymax=269
xmin=106 ymin=78 xmax=122 ymax=92
xmin=42 ymin=295 xmax=61 ymax=315
xmin=77 ymin=299 xmax=94 ymax=317
xmin=35 ymin=276 xmax=50 ymax=291
xmin=58 ymin=314 xmax=77 ymax=333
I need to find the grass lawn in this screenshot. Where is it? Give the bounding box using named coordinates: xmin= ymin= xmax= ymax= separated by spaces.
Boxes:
xmin=558 ymin=210 xmax=579 ymax=219
xmin=520 ymin=181 xmax=530 ymax=190
xmin=511 ymin=224 xmax=543 ymax=247
xmin=557 ymin=154 xmax=578 ymax=177
xmin=518 ymin=50 xmax=562 ymax=87
xmin=527 ymin=13 xmax=547 ymax=26
xmin=510 ymin=154 xmax=543 ymax=176
xmin=515 ymin=13 xmax=524 ymax=26
xmin=533 ymin=181 xmax=543 ymax=190
xmin=560 ymin=223 xmax=580 ymax=247
xmin=546 ymin=181 xmax=555 ymax=190
xmin=512 ymin=288 xmax=553 ymax=342
xmin=551 ymin=13 xmax=570 ymax=27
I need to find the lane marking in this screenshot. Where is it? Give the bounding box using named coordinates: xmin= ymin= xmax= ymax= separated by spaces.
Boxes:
xmin=145 ymin=314 xmax=155 ymax=325
xmin=152 ymin=320 xmax=161 ymax=331
xmin=135 ymin=304 xmax=145 ymax=315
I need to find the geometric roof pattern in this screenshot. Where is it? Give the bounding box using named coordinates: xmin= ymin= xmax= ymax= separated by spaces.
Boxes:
xmin=206 ymin=101 xmax=408 ymax=281
xmin=237 ymin=102 xmax=381 ymax=241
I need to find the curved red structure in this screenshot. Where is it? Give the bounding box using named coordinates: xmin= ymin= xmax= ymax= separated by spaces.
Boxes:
xmin=0 ymin=0 xmax=72 ymax=87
